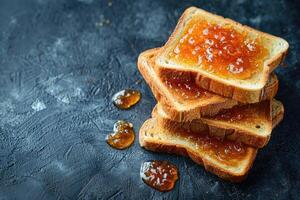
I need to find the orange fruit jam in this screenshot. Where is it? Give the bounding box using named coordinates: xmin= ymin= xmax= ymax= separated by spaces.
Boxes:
xmin=169 ymin=18 xmax=269 ymax=79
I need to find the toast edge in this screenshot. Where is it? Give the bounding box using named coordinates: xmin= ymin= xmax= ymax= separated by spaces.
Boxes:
xmin=155 ymin=7 xmax=288 ymax=103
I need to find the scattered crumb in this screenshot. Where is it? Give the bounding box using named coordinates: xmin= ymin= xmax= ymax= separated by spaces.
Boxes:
xmin=31 ymin=99 xmax=46 ymax=111
xmin=135 ymin=79 xmax=142 ymax=85
xmin=60 ymin=96 xmax=70 ymax=104
xmin=95 ymin=22 xmax=104 ymax=27
xmin=95 ymin=15 xmax=110 ymax=27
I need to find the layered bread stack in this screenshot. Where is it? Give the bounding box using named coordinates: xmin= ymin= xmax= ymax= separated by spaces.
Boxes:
xmin=137 ymin=7 xmax=288 ymax=182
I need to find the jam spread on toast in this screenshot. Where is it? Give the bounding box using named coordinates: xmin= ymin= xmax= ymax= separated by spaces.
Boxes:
xmin=112 ymin=89 xmax=141 ymax=109
xmin=162 ymin=72 xmax=211 ymax=100
xmin=215 ymin=110 xmax=245 ymax=122
xmin=140 ymin=160 xmax=179 ymax=192
xmin=201 ymin=136 xmax=246 ymax=162
xmin=178 ymin=128 xmax=247 ymax=162
xmin=213 ymin=101 xmax=268 ymax=124
xmin=106 ymin=120 xmax=135 ymax=149
xmin=170 ymin=18 xmax=269 ymax=79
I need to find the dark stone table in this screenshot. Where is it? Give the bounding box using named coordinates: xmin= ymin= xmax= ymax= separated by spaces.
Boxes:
xmin=0 ymin=0 xmax=299 ymax=199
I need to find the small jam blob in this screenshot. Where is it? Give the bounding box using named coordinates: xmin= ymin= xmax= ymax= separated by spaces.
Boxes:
xmin=140 ymin=160 xmax=179 ymax=192
xmin=106 ymin=120 xmax=135 ymax=150
xmin=170 ymin=17 xmax=269 ymax=79
xmin=112 ymin=89 xmax=141 ymax=109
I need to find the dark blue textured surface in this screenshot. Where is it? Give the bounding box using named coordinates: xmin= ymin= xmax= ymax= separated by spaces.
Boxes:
xmin=0 ymin=0 xmax=299 ymax=199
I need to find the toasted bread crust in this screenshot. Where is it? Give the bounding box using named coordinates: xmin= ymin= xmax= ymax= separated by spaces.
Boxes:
xmin=154 ymin=115 xmax=269 ymax=148
xmin=139 ymin=119 xmax=258 ymax=182
xmin=152 ymin=100 xmax=284 ymax=148
xmin=272 ymin=100 xmax=285 ymax=129
xmin=138 ymin=48 xmax=238 ymax=119
xmin=156 ymin=7 xmax=288 ymax=103
xmin=138 ymin=48 xmax=279 ymax=121
xmin=195 ymin=72 xmax=279 ymax=103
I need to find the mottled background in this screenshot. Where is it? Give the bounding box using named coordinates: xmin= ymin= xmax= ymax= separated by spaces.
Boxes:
xmin=0 ymin=0 xmax=299 ymax=199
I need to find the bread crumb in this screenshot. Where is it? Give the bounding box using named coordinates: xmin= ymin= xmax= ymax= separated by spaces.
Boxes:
xmin=95 ymin=15 xmax=110 ymax=27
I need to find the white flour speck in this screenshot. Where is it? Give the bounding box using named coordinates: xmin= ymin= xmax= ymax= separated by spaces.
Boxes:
xmin=31 ymin=99 xmax=46 ymax=111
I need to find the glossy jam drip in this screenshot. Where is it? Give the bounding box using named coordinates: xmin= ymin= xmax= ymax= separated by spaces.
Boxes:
xmin=106 ymin=120 xmax=135 ymax=149
xmin=112 ymin=89 xmax=141 ymax=109
xmin=170 ymin=18 xmax=269 ymax=79
xmin=140 ymin=160 xmax=179 ymax=192
xmin=162 ymin=73 xmax=210 ymax=100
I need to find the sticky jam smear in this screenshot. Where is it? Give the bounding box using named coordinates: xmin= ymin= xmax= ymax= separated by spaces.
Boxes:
xmin=172 ymin=126 xmax=248 ymax=163
xmin=162 ymin=72 xmax=211 ymax=100
xmin=106 ymin=120 xmax=135 ymax=150
xmin=140 ymin=160 xmax=179 ymax=192
xmin=213 ymin=100 xmax=268 ymax=126
xmin=196 ymin=135 xmax=247 ymax=162
xmin=112 ymin=89 xmax=141 ymax=109
xmin=169 ymin=18 xmax=269 ymax=79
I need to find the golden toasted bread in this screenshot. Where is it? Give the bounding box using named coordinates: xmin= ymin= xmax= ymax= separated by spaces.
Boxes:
xmin=139 ymin=103 xmax=283 ymax=182
xmin=138 ymin=48 xmax=279 ymax=121
xmin=139 ymin=118 xmax=257 ymax=182
xmin=152 ymin=100 xmax=284 ymax=148
xmin=155 ymin=7 xmax=288 ymax=103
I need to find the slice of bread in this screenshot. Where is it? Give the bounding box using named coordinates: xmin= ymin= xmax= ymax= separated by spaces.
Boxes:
xmin=139 ymin=103 xmax=284 ymax=182
xmin=138 ymin=48 xmax=279 ymax=120
xmin=155 ymin=7 xmax=288 ymax=103
xmin=152 ymin=100 xmax=284 ymax=148
xmin=139 ymin=118 xmax=257 ymax=182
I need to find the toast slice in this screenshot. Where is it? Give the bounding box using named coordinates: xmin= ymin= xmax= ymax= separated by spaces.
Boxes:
xmin=139 ymin=105 xmax=284 ymax=182
xmin=139 ymin=118 xmax=257 ymax=182
xmin=155 ymin=7 xmax=288 ymax=103
xmin=138 ymin=48 xmax=279 ymax=120
xmin=152 ymin=100 xmax=284 ymax=148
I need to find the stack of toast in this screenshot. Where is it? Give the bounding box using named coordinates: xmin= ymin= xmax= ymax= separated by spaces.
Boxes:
xmin=137 ymin=7 xmax=288 ymax=182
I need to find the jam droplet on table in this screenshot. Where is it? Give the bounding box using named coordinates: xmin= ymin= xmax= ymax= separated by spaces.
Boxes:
xmin=112 ymin=89 xmax=141 ymax=109
xmin=140 ymin=160 xmax=179 ymax=192
xmin=106 ymin=120 xmax=135 ymax=150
